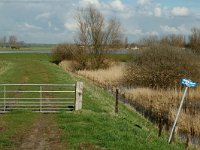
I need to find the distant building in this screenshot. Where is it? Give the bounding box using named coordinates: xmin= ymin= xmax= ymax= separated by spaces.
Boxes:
xmin=131 ymin=46 xmax=139 ymax=50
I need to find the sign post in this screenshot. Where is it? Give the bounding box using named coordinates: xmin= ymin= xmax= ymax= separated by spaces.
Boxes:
xmin=168 ymin=78 xmax=197 ymax=144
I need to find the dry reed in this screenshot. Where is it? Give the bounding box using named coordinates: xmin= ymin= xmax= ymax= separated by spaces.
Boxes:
xmin=123 ymin=87 xmax=200 ymax=137
xmin=60 ymin=60 xmax=200 ymax=143
xmin=60 ymin=60 xmax=124 ymax=87
xmin=59 ymin=60 xmax=74 ymax=72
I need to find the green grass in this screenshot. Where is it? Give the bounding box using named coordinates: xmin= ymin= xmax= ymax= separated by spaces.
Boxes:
xmin=0 ymin=61 xmax=12 ymax=76
xmin=57 ymin=76 xmax=184 ymax=150
xmin=0 ymin=111 xmax=38 ymax=149
xmin=0 ymin=53 xmax=73 ymax=149
xmin=0 ymin=44 xmax=56 ymax=51
xmin=0 ymin=53 xmax=185 ymax=149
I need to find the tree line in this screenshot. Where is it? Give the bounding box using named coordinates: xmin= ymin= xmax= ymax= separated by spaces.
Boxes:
xmin=138 ymin=27 xmax=200 ymax=54
xmin=0 ymin=35 xmax=25 ymax=49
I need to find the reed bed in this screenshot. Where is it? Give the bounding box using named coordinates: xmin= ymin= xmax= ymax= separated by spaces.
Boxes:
xmin=123 ymin=87 xmax=200 ymax=139
xmin=60 ymin=60 xmax=124 ymax=87
xmin=59 ymin=60 xmax=74 ymax=72
xmin=60 ymin=60 xmax=200 ymax=145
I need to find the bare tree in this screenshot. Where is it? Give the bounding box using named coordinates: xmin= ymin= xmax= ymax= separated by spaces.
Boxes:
xmin=9 ymin=35 xmax=17 ymax=46
xmin=189 ymin=27 xmax=200 ymax=53
xmin=75 ymin=5 xmax=122 ymax=69
xmin=0 ymin=37 xmax=3 ymax=47
xmin=139 ymin=35 xmax=159 ymax=47
xmin=3 ymin=36 xmax=7 ymax=47
xmin=160 ymin=34 xmax=185 ymax=48
xmin=124 ymin=36 xmax=128 ymax=48
xmin=0 ymin=36 xmax=7 ymax=47
xmin=9 ymin=35 xmax=21 ymax=49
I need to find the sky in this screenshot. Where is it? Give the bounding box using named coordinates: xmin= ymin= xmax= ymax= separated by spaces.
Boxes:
xmin=0 ymin=0 xmax=199 ymax=44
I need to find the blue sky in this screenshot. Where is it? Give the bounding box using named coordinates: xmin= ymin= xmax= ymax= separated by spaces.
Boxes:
xmin=0 ymin=0 xmax=199 ymax=44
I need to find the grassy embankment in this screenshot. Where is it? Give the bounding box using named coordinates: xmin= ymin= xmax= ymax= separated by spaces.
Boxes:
xmin=0 ymin=53 xmax=184 ymax=149
xmin=61 ymin=54 xmax=200 ymax=148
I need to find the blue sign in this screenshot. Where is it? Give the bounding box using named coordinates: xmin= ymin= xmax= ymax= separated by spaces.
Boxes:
xmin=181 ymin=78 xmax=197 ymax=88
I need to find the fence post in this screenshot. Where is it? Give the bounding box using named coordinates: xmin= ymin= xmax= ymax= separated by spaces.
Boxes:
xmin=115 ymin=88 xmax=119 ymax=114
xmin=40 ymin=86 xmax=42 ymax=112
xmin=75 ymin=82 xmax=83 ymax=111
xmin=4 ymin=86 xmax=6 ymax=112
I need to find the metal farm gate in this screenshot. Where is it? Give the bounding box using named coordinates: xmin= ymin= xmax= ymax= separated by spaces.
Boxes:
xmin=0 ymin=82 xmax=83 ymax=113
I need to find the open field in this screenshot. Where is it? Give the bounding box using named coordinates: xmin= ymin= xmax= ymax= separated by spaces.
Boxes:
xmin=0 ymin=53 xmax=185 ymax=149
xmin=0 ymin=44 xmax=56 ymax=51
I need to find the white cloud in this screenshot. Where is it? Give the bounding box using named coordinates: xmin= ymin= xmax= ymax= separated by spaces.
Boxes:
xmin=118 ymin=10 xmax=134 ymax=19
xmin=137 ymin=0 xmax=151 ymax=6
xmin=110 ymin=0 xmax=125 ymax=11
xmin=160 ymin=25 xmax=178 ymax=33
xmin=0 ymin=0 xmax=198 ymax=44
xmin=154 ymin=7 xmax=162 ymax=17
xmin=196 ymin=13 xmax=200 ymax=20
xmin=177 ymin=25 xmax=190 ymax=34
xmin=79 ymin=0 xmax=101 ymax=8
xmin=18 ymin=23 xmax=42 ymax=30
xmin=128 ymin=29 xmax=143 ymax=35
xmin=127 ymin=28 xmax=158 ymax=36
xmin=136 ymin=0 xmax=153 ymax=17
xmin=146 ymin=31 xmax=159 ymax=36
xmin=35 ymin=12 xmax=52 ymax=20
xmin=160 ymin=25 xmax=190 ymax=34
xmin=171 ymin=7 xmax=190 ymax=16
xmin=48 ymin=21 xmax=52 ymax=28
xmin=54 ymin=27 xmax=59 ymax=31
xmin=64 ymin=22 xmax=77 ymax=31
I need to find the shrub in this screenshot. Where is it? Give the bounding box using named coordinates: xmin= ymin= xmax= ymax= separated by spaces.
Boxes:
xmin=123 ymin=45 xmax=200 ymax=89
xmin=51 ymin=44 xmax=74 ymax=64
xmin=51 ymin=44 xmax=110 ymax=70
xmin=189 ymin=27 xmax=200 ymax=54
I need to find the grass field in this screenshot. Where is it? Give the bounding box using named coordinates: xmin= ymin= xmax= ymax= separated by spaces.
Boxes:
xmin=0 ymin=43 xmax=56 ymax=51
xmin=0 ymin=53 xmax=185 ymax=149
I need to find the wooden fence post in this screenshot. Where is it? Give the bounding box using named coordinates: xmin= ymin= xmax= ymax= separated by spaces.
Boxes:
xmin=75 ymin=82 xmax=83 ymax=111
xmin=4 ymin=86 xmax=6 ymax=112
xmin=115 ymin=88 xmax=119 ymax=114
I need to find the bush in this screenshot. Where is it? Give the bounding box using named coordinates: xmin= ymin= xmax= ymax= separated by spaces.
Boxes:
xmin=123 ymin=45 xmax=200 ymax=89
xmin=189 ymin=27 xmax=200 ymax=54
xmin=71 ymin=53 xmax=110 ymax=70
xmin=51 ymin=44 xmax=110 ymax=70
xmin=51 ymin=44 xmax=74 ymax=64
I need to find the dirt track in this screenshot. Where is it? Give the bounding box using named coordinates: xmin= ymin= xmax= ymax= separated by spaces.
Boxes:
xmin=17 ymin=114 xmax=64 ymax=150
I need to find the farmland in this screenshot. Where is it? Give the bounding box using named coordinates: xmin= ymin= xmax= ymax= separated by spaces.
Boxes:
xmin=0 ymin=44 xmax=56 ymax=51
xmin=0 ymin=53 xmax=185 ymax=149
